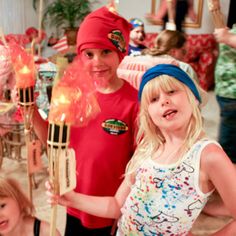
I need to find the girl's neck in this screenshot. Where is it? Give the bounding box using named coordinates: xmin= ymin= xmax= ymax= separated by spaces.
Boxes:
xmin=153 ymin=141 xmax=185 ymax=165
xmin=153 ymin=132 xmax=206 ymax=165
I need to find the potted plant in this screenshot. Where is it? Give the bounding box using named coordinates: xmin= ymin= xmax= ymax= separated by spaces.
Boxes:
xmin=33 ymin=0 xmax=93 ymax=45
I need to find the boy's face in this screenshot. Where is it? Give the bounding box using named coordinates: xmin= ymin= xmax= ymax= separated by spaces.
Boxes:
xmin=130 ymin=26 xmax=145 ymax=45
xmin=80 ymin=48 xmax=120 ymax=88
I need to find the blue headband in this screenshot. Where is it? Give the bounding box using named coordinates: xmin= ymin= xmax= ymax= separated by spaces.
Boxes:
xmin=138 ymin=64 xmax=201 ymax=102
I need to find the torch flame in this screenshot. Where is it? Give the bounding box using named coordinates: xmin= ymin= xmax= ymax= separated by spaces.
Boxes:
xmin=19 ymin=65 xmax=31 ymax=74
xmin=56 ymin=94 xmax=70 ymax=105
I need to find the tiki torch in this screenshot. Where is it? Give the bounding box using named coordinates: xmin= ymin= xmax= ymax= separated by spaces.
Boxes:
xmin=47 ymin=84 xmax=75 ymax=236
xmin=47 ymin=60 xmax=100 ymax=236
xmin=10 ymin=43 xmax=37 ymax=201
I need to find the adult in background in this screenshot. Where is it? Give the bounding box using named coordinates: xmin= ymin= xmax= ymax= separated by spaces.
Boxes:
xmin=203 ymin=24 xmax=236 ymax=217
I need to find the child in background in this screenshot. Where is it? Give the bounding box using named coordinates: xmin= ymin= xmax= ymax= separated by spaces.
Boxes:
xmin=142 ymin=29 xmax=198 ymax=81
xmin=118 ymin=29 xmax=198 ymax=90
xmin=33 ymin=5 xmax=139 ymax=236
xmin=0 ymin=176 xmax=61 ymax=236
xmin=128 ymin=18 xmax=146 ymax=56
xmin=142 ymin=29 xmax=188 ymax=65
xmin=25 ymin=27 xmax=46 ymax=55
xmin=47 ymin=64 xmax=236 ymax=235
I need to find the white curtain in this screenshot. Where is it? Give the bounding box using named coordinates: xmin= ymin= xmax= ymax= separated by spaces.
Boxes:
xmin=0 ymin=0 xmax=38 ymax=34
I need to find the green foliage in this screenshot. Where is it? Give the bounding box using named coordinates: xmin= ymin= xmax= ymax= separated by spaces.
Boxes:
xmin=33 ymin=0 xmax=93 ymax=29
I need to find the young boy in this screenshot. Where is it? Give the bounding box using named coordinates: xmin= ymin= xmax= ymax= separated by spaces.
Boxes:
xmin=128 ymin=18 xmax=146 ymax=56
xmin=33 ymin=6 xmax=139 ymax=236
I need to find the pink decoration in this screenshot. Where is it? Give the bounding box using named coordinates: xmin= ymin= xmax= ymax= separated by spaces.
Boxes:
xmin=5 ymin=34 xmax=30 ymax=47
xmin=117 ymin=55 xmax=179 ymax=89
xmin=0 ymin=45 xmax=13 ymax=95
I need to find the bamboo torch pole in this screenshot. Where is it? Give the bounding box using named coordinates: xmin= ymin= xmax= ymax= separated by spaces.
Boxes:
xmin=18 ymin=86 xmax=35 ymax=201
xmin=37 ymin=0 xmax=43 ymax=57
xmin=47 ymin=123 xmax=70 ymax=236
xmin=9 ymin=43 xmax=36 ymax=201
xmin=207 ymin=0 xmax=226 ymax=28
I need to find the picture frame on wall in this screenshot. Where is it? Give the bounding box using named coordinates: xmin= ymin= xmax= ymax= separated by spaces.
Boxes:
xmin=146 ymin=0 xmax=203 ymax=28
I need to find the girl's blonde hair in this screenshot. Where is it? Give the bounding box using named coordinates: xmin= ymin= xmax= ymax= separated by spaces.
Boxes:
xmin=142 ymin=30 xmax=186 ymax=56
xmin=126 ymin=75 xmax=204 ymax=174
xmin=0 ymin=176 xmax=34 ymax=216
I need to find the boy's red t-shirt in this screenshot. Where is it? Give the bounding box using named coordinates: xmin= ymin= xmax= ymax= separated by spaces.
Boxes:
xmin=68 ymin=81 xmax=139 ymax=228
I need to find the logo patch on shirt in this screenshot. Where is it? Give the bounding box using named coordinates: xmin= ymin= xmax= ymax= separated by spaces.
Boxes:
xmin=102 ymin=119 xmax=128 ymax=135
xmin=108 ymin=30 xmax=126 ymax=53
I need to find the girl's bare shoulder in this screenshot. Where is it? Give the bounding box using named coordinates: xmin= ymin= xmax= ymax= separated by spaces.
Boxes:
xmin=39 ymin=220 xmax=61 ymax=236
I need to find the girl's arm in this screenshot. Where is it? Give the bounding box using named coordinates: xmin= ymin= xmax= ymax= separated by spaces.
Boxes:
xmin=214 ymin=28 xmax=236 ymax=48
xmin=46 ymin=174 xmax=133 ymax=219
xmin=203 ymin=144 xmax=236 ymax=218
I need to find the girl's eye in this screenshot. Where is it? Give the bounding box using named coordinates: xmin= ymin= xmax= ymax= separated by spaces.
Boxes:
xmin=151 ymin=96 xmax=159 ymax=102
xmin=168 ymin=90 xmax=176 ymax=94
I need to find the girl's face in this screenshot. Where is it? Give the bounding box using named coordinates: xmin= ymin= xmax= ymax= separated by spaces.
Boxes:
xmin=80 ymin=48 xmax=120 ymax=88
xmin=147 ymin=85 xmax=193 ymax=132
xmin=0 ymin=197 xmax=21 ymax=235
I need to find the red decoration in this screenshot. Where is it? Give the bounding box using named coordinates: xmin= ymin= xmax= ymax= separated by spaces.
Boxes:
xmin=9 ymin=43 xmax=35 ymax=89
xmin=49 ymin=59 xmax=100 ymax=126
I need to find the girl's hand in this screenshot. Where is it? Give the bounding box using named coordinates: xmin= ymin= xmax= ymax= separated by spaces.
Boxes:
xmin=45 ymin=180 xmax=75 ymax=207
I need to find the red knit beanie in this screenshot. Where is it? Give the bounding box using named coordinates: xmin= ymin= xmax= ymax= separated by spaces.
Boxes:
xmin=77 ymin=6 xmax=131 ymax=62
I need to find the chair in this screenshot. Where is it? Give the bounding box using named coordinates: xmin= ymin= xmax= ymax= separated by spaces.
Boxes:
xmin=0 ymin=123 xmax=25 ymax=168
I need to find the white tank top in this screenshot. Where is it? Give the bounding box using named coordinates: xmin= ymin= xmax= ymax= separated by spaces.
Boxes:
xmin=117 ymin=139 xmax=217 ymax=236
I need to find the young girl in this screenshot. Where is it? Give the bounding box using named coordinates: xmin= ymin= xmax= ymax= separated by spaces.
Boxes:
xmin=47 ymin=64 xmax=236 ymax=235
xmin=0 ymin=176 xmax=61 ymax=236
